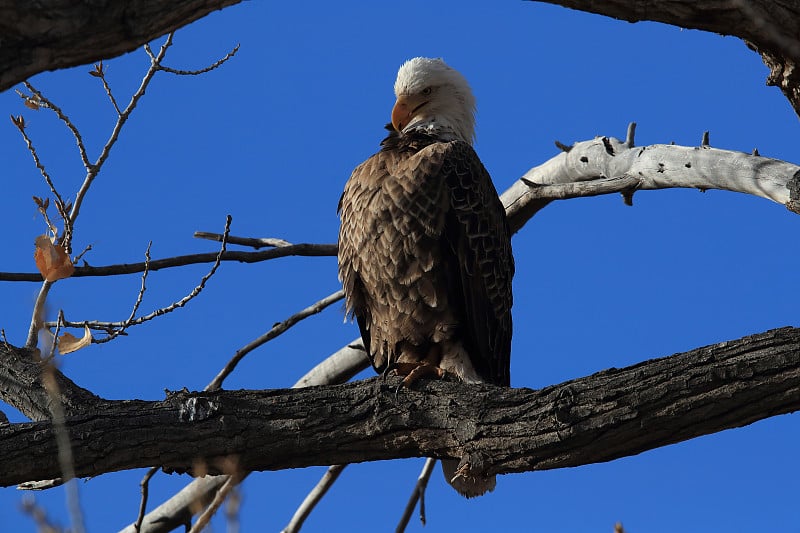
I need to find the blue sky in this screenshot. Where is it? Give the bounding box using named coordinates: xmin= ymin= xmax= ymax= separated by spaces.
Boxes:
xmin=1 ymin=2 xmax=799 ymax=531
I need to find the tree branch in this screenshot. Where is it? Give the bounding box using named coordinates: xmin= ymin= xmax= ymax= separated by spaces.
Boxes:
xmin=0 ymin=244 xmax=339 ymax=282
xmin=533 ymin=0 xmax=800 ymax=116
xmin=2 ymin=327 xmax=798 ymax=488
xmin=502 ymin=125 xmax=800 ymax=233
xmin=0 ymin=343 xmax=102 ymax=422
xmin=0 ymin=0 xmax=244 ymax=92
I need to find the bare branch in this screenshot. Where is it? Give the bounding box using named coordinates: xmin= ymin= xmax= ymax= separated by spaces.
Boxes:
xmin=396 ymin=458 xmax=436 ymax=533
xmin=22 ymin=81 xmax=92 ymax=171
xmin=206 ymin=289 xmax=345 ymax=391
xmin=157 ymin=43 xmax=240 ymax=76
xmin=90 ymin=61 xmax=123 ymax=116
xmin=188 ymin=471 xmax=242 ymax=533
xmin=10 ymin=118 xmax=68 ymax=221
xmin=40 ymin=317 xmax=86 ymax=533
xmin=25 ymin=281 xmax=53 ymax=349
xmin=501 ymin=124 xmax=800 ymax=232
xmin=281 ymin=465 xmax=347 ymax=533
xmin=67 ymin=34 xmax=177 ymax=241
xmin=194 ymin=231 xmax=293 ymax=249
xmin=0 ymin=243 xmax=338 ymax=282
xmin=133 ymin=468 xmax=158 ymax=532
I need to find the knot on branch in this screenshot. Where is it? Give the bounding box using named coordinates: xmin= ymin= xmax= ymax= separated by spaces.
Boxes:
xmin=168 ymin=390 xmax=220 ymax=422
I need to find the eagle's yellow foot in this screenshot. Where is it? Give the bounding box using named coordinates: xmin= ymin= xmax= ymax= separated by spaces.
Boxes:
xmin=398 ymin=362 xmax=446 ymax=387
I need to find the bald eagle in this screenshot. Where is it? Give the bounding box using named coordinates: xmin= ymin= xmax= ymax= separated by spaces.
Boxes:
xmin=337 ymin=57 xmax=514 ymax=497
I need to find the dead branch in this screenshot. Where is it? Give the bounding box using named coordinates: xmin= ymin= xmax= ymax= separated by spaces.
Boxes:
xmin=2 ymin=327 xmax=798 ymax=488
xmin=0 ymin=243 xmax=339 ymax=282
xmin=501 ymin=124 xmax=800 ymax=233
xmin=281 ymin=464 xmax=347 ymax=533
xmin=206 ymin=289 xmax=345 ymax=391
xmin=396 ymin=458 xmax=436 ymax=533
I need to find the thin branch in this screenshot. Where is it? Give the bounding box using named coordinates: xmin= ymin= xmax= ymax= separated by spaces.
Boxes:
xmin=10 ymin=117 xmax=68 ymax=220
xmin=25 ymin=281 xmax=53 ymax=348
xmin=188 ymin=472 xmax=242 ymax=533
xmin=22 ymin=81 xmax=92 ymax=172
xmin=40 ymin=317 xmax=86 ymax=533
xmin=0 ymin=243 xmax=338 ymax=282
xmin=134 ymin=467 xmax=159 ymax=532
xmin=20 ymin=496 xmax=62 ymax=533
xmin=68 ymin=33 xmax=174 ymax=245
xmin=91 ymin=61 xmax=123 ymax=116
xmin=206 ymin=289 xmax=345 ymax=391
xmin=96 ymin=241 xmax=152 ymax=342
xmin=281 ymin=465 xmax=347 ymax=533
xmin=157 ymin=44 xmax=240 ymax=76
xmin=396 ymin=458 xmax=437 ymax=533
xmin=194 ymin=231 xmax=292 ymax=249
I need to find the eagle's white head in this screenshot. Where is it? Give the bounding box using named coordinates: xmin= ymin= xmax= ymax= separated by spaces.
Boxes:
xmin=392 ymin=57 xmax=477 ymax=145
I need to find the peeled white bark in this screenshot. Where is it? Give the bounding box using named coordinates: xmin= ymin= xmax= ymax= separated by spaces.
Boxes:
xmin=501 ymin=126 xmax=800 ymax=231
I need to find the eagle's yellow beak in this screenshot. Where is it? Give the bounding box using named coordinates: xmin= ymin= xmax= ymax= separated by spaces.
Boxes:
xmin=391 ymin=94 xmax=427 ymax=132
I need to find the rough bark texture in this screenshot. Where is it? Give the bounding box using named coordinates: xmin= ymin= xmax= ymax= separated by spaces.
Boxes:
xmin=0 ymin=0 xmax=243 ymax=92
xmin=0 ymin=344 xmax=100 ymax=422
xmin=1 ymin=327 xmax=798 ymax=488
xmin=535 ymin=0 xmax=800 ymax=117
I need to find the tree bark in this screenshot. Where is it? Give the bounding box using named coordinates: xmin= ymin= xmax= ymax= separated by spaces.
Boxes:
xmin=0 ymin=0 xmax=243 ymax=92
xmin=533 ymin=0 xmax=800 ymax=117
xmin=1 ymin=327 xmax=798 ymax=488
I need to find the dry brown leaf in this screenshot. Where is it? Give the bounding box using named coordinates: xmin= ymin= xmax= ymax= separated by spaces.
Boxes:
xmin=59 ymin=325 xmax=92 ymax=354
xmin=33 ymin=235 xmax=74 ymax=281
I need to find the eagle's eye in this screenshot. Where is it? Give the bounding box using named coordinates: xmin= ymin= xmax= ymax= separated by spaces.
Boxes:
xmin=421 ymin=87 xmax=432 ymax=96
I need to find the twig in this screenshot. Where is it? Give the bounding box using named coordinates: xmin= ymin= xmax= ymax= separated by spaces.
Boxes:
xmin=134 ymin=467 xmax=159 ymax=532
xmin=41 ymin=315 xmax=86 ymax=533
xmin=22 ymin=81 xmax=92 ymax=172
xmin=10 ymin=117 xmax=68 ymax=222
xmin=396 ymin=458 xmax=437 ymax=533
xmin=1 ymin=243 xmax=339 ymax=282
xmin=20 ymin=496 xmax=62 ymax=533
xmin=194 ymin=231 xmax=292 ymax=249
xmin=224 ymin=479 xmax=241 ymax=533
xmin=90 ymin=61 xmax=122 ymax=115
xmin=95 ymin=241 xmax=152 ymax=343
xmin=188 ymin=473 xmax=242 ymax=533
xmin=82 ymin=217 xmax=229 ymax=341
xmin=206 ymin=289 xmax=345 ymax=391
xmin=68 ymin=33 xmax=175 ymax=247
xmin=281 ymin=465 xmax=347 ymax=533
xmin=157 ymin=44 xmax=240 ymax=76
xmin=25 ymin=280 xmax=53 ymax=348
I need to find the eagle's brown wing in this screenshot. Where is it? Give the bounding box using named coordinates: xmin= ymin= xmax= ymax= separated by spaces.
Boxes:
xmin=438 ymin=141 xmax=513 ymax=385
xmin=338 ymin=137 xmax=513 ymax=386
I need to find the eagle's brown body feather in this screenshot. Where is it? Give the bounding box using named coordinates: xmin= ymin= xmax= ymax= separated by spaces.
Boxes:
xmin=338 ymin=129 xmax=513 ymax=387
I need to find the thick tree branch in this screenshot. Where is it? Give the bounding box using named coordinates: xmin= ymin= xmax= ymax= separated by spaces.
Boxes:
xmin=2 ymin=327 xmax=798 ymax=488
xmin=0 ymin=343 xmax=101 ymax=422
xmin=533 ymin=0 xmax=800 ymax=116
xmin=0 ymin=0 xmax=244 ymax=93
xmin=502 ymin=126 xmax=800 ymax=233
